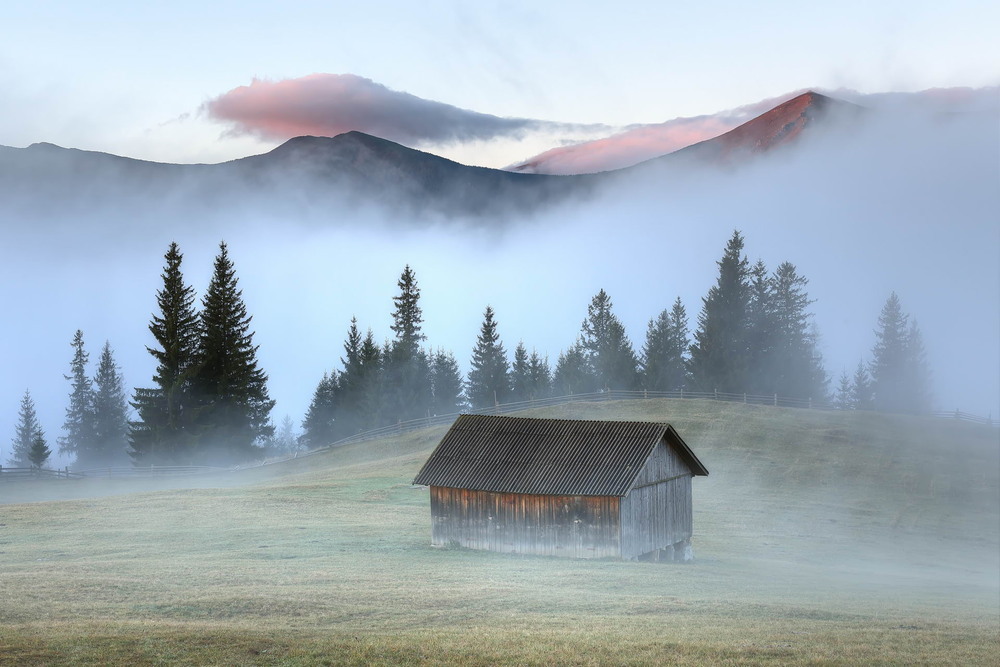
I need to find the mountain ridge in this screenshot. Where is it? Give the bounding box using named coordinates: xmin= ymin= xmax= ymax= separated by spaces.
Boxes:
xmin=0 ymin=92 xmax=862 ymax=221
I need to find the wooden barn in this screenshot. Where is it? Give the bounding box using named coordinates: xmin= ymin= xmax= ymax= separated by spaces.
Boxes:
xmin=412 ymin=415 xmax=709 ymax=561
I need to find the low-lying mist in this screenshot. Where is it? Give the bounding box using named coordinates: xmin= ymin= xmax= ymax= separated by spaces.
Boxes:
xmin=1 ymin=104 xmax=996 ymax=465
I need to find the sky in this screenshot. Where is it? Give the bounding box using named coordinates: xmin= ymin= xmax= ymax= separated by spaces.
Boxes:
xmin=1 ymin=1 xmax=998 ymax=465
xmin=2 ymin=1 xmax=998 ymax=168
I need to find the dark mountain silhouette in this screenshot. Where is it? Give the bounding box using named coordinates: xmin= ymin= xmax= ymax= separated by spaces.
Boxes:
xmin=0 ymin=92 xmax=861 ymax=224
xmin=0 ymin=132 xmax=590 ymax=223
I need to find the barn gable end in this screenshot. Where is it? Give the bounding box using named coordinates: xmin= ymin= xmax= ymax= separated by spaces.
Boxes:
xmin=413 ymin=415 xmax=707 ymax=560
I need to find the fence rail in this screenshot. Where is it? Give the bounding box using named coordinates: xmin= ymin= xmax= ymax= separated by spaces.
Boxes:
xmin=0 ymin=464 xmax=232 ymax=481
xmin=0 ymin=466 xmax=84 ymax=480
xmin=313 ymin=389 xmax=996 ymax=455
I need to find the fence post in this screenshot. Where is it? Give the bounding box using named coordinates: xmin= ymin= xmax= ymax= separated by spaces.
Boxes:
xmin=714 ymin=389 xmax=718 ymax=401
xmin=808 ymin=397 xmax=812 ymax=409
xmin=774 ymin=394 xmax=778 ymax=406
xmin=743 ymin=393 xmax=746 ymax=404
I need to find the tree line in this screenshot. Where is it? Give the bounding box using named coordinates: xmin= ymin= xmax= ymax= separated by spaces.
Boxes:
xmin=299 ymin=230 xmax=933 ymax=448
xmin=7 ymin=231 xmax=934 ymax=469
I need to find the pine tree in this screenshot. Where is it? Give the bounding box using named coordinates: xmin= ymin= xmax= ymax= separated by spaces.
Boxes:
xmin=466 ymin=306 xmax=510 ymax=409
xmin=528 ymin=350 xmax=552 ymax=399
xmin=510 ymin=342 xmax=532 ymax=403
xmin=903 ymin=319 xmax=932 ymax=413
xmin=271 ymin=415 xmax=299 ymax=454
xmin=59 ymin=330 xmax=96 ymax=463
xmin=851 ymin=360 xmax=874 ymax=410
xmin=745 ymin=259 xmax=776 ymax=395
xmin=869 ymin=292 xmax=930 ymax=414
xmin=579 ymin=289 xmax=639 ymax=391
xmin=430 ymin=348 xmax=465 ymax=415
xmin=642 ymin=297 xmax=689 ymax=392
xmin=383 ymin=266 xmax=431 ymax=422
xmin=355 ymin=329 xmax=384 ymax=429
xmin=553 ymin=342 xmax=591 ymax=396
xmin=334 ymin=317 xmax=366 ymax=437
xmin=9 ymin=390 xmax=41 ymax=467
xmin=28 ymin=430 xmax=51 ymax=469
xmin=689 ymin=230 xmax=751 ymax=393
xmin=389 ymin=265 xmax=424 ymax=358
xmin=194 ymin=241 xmax=275 ymax=462
xmin=300 ymin=372 xmax=338 ymax=448
xmin=130 ymin=242 xmax=202 ymax=465
xmin=768 ymin=262 xmax=827 ymax=400
xmin=88 ymin=341 xmax=129 ymax=467
xmin=834 ymin=369 xmax=853 ymax=409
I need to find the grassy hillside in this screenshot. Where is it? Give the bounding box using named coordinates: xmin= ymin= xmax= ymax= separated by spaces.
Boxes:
xmin=1 ymin=399 xmax=997 ymax=665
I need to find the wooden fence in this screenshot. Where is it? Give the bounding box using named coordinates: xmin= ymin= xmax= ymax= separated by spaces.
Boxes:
xmin=0 ymin=464 xmax=229 ymax=481
xmin=4 ymin=391 xmax=994 ymax=480
xmin=311 ymin=389 xmax=996 ymax=455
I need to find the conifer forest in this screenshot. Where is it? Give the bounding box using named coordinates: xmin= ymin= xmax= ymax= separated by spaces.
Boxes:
xmin=8 ymin=231 xmax=934 ymax=469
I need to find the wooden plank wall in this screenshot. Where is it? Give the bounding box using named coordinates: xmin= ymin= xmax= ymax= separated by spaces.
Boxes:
xmin=632 ymin=439 xmax=693 ymax=487
xmin=430 ymin=487 xmax=621 ymax=559
xmin=619 ymin=476 xmax=693 ymax=559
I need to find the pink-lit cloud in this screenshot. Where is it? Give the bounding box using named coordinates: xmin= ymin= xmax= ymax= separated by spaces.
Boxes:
xmin=204 ymin=73 xmax=599 ymax=147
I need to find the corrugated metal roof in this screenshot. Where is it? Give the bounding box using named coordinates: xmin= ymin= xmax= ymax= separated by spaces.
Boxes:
xmin=413 ymin=415 xmax=707 ymax=497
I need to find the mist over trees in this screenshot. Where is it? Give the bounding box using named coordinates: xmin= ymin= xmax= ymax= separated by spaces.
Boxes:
xmin=642 ymin=297 xmax=690 ymax=392
xmin=194 ymin=242 xmax=276 ymax=460
xmin=5 ymin=229 xmax=944 ymax=464
xmin=130 ymin=242 xmax=275 ymax=465
xmin=8 ymin=390 xmax=43 ymax=467
xmin=868 ymin=292 xmax=932 ymax=414
xmin=53 ymin=331 xmax=130 ymax=468
xmin=466 ymin=306 xmax=510 ymax=409
xmin=130 ymin=242 xmax=201 ymax=464
xmin=687 ymin=231 xmax=828 ymax=400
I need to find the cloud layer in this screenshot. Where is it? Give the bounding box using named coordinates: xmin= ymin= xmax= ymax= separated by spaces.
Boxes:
xmin=205 ymin=73 xmax=573 ymax=147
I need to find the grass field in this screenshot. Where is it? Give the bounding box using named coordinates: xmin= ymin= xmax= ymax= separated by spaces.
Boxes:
xmin=1 ymin=400 xmax=998 ymax=665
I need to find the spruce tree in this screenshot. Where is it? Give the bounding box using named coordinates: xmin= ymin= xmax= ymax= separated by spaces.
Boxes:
xmin=642 ymin=297 xmax=689 ymax=392
xmin=510 ymin=342 xmax=532 ymax=403
xmin=59 ymin=330 xmax=97 ymax=463
xmin=130 ymin=242 xmax=201 ymax=465
xmin=89 ymin=341 xmax=129 ymax=467
xmin=272 ymin=415 xmax=299 ymax=454
xmin=528 ymin=350 xmax=552 ymax=399
xmin=553 ymin=342 xmax=591 ymax=396
xmin=466 ymin=306 xmax=510 ymax=409
xmin=745 ymin=259 xmax=776 ymax=395
xmin=902 ymin=320 xmax=932 ymax=413
xmin=356 ymin=329 xmax=384 ymax=429
xmin=430 ymin=348 xmax=464 ymax=415
xmin=384 ymin=266 xmax=431 ymax=422
xmin=869 ymin=292 xmax=930 ymax=414
xmin=28 ymin=430 xmax=51 ymax=469
xmin=851 ymin=360 xmax=874 ymax=410
xmin=300 ymin=372 xmax=338 ymax=448
xmin=689 ymin=230 xmax=751 ymax=393
xmin=335 ymin=317 xmax=366 ymax=437
xmin=834 ymin=370 xmax=853 ymax=409
xmin=194 ymin=242 xmax=275 ymax=462
xmin=9 ymin=390 xmax=42 ymax=467
xmin=768 ymin=262 xmax=827 ymax=400
xmin=579 ymin=289 xmax=640 ymax=391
